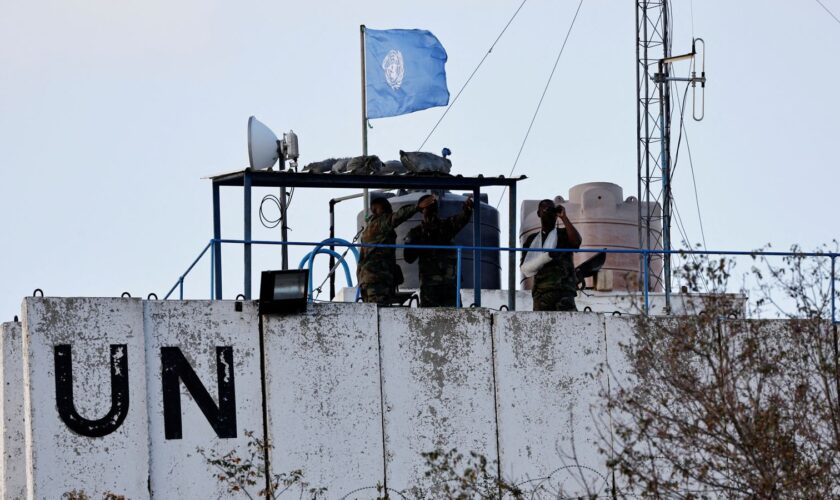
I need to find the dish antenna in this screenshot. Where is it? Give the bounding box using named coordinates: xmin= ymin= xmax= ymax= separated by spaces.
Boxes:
xmin=247 ymin=116 xmax=299 ymax=170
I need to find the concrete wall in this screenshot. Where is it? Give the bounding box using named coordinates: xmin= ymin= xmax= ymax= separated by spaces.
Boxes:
xmin=22 ymin=297 xmax=150 ymax=499
xmin=1 ymin=321 xmax=25 ymax=500
xmin=4 ymin=296 xmax=709 ymax=497
xmin=494 ymin=312 xmax=610 ymax=496
xmin=144 ymin=300 xmax=263 ymax=500
xmin=263 ymin=303 xmax=385 ymax=497
xmin=379 ymin=308 xmax=497 ymax=492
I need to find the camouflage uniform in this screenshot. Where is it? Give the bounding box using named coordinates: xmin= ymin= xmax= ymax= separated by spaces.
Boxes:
xmin=357 ymin=204 xmax=418 ymax=305
xmin=522 ymin=228 xmax=580 ymax=311
xmin=404 ymin=205 xmax=472 ymax=307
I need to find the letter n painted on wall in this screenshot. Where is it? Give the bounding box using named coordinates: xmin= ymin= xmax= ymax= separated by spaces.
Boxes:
xmin=161 ymin=346 xmax=236 ymax=439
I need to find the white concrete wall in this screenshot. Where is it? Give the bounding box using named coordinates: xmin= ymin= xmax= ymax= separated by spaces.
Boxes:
xmin=1 ymin=321 xmax=25 ymax=500
xmin=144 ymin=300 xmax=263 ymax=500
xmin=263 ymin=303 xmax=385 ymax=498
xmin=493 ymin=312 xmax=610 ymax=496
xmin=379 ymin=308 xmax=497 ymax=493
xmin=7 ymin=296 xmax=766 ymax=498
xmin=21 ymin=297 xmax=149 ymax=499
xmin=603 ymin=315 xmax=636 ymax=396
xmin=602 ymin=314 xmax=636 ymax=495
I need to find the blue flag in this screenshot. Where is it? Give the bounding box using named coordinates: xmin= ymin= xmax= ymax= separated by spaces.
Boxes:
xmin=365 ymin=28 xmax=449 ymax=119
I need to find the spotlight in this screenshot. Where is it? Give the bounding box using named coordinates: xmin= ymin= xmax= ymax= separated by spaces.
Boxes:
xmin=259 ymin=270 xmax=309 ymax=314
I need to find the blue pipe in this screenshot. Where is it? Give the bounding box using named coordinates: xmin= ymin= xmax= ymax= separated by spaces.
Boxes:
xmin=298 ymin=248 xmax=355 ymax=302
xmin=309 ymin=238 xmax=360 ymax=303
xmin=298 ymin=248 xmax=354 ymax=286
xmin=313 ymin=238 xmax=360 ymax=263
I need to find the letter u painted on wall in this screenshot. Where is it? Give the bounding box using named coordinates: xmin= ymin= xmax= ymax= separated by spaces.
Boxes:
xmin=54 ymin=344 xmax=130 ymax=438
xmin=53 ymin=345 xmax=237 ymax=439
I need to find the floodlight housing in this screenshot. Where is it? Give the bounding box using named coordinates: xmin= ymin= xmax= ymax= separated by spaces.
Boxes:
xmin=259 ymin=269 xmax=309 ymax=314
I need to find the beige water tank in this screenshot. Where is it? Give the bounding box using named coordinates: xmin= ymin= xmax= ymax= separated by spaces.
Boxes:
xmin=519 ymin=182 xmax=662 ymax=291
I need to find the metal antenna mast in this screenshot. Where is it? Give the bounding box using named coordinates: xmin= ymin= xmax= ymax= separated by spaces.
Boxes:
xmin=636 ymin=2 xmax=706 ymax=311
xmin=636 ymin=0 xmax=671 ymax=307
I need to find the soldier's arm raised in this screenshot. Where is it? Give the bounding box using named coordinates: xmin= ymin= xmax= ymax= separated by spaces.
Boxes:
xmin=448 ymin=197 xmax=474 ymax=234
xmin=389 ymin=203 xmax=421 ymax=229
xmin=558 ymin=206 xmax=582 ymax=248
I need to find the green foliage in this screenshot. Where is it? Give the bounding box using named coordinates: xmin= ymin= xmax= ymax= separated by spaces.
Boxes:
xmin=403 ymin=448 xmax=523 ymax=499
xmin=604 ymin=247 xmax=840 ymax=498
xmin=61 ymin=491 xmax=124 ymax=500
xmin=199 ymin=430 xmax=327 ymax=499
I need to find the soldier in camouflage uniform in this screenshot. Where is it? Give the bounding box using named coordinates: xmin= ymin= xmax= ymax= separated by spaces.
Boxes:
xmin=521 ymin=199 xmax=582 ymax=311
xmin=403 ymin=194 xmax=474 ymax=307
xmin=357 ymin=197 xmax=434 ymax=305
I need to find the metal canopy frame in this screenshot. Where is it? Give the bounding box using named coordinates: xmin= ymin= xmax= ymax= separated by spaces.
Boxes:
xmin=209 ymin=169 xmax=526 ymax=310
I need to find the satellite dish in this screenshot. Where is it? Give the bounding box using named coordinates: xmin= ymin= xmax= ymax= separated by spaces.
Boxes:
xmin=248 ymin=116 xmax=280 ymax=170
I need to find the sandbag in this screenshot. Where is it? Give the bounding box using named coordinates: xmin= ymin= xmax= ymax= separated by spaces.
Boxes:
xmin=303 ymin=158 xmax=340 ymax=173
xmin=346 ymin=155 xmax=384 ymax=174
xmin=399 ymin=150 xmax=452 ymax=174
xmin=331 ymin=158 xmax=350 ymax=173
xmin=380 ymin=160 xmax=407 ymax=175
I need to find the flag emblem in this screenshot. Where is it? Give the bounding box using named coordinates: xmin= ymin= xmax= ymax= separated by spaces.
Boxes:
xmin=382 ymin=50 xmax=405 ymax=90
xmin=364 ymin=28 xmax=449 ymax=119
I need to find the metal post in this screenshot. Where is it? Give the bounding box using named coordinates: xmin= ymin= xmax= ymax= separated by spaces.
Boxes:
xmin=280 ymin=186 xmax=289 ymax=270
xmin=329 ymin=200 xmax=336 ymax=300
xmin=212 ymin=182 xmax=222 ymax=300
xmin=472 ymin=187 xmax=482 ymax=307
xmin=508 ymin=182 xmax=517 ymax=311
xmin=635 ymin=1 xmax=645 ymax=294
xmin=643 ymin=250 xmax=650 ymax=315
xmin=179 ymin=278 xmax=184 ymax=300
xmin=210 ymin=242 xmax=215 ymax=299
xmin=657 ymin=59 xmax=673 ymax=312
xmin=244 ymin=172 xmax=253 ymax=299
xmin=637 ymin=0 xmax=670 ymax=296
xmin=456 ymin=247 xmax=462 ymax=308
xmin=360 ymin=25 xmax=370 ymax=217
xmin=832 ymin=255 xmax=836 ymax=324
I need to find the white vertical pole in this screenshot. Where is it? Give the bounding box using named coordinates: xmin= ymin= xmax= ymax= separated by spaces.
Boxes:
xmin=360 ymin=25 xmax=370 ymax=216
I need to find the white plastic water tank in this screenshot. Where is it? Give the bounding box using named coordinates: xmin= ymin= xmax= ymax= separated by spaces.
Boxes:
xmin=519 ymin=182 xmax=662 ymax=291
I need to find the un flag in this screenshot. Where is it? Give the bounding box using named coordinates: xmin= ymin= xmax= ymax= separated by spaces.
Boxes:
xmin=365 ymin=28 xmax=449 ymax=119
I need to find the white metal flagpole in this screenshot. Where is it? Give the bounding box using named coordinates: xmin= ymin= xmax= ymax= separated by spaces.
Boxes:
xmin=360 ymin=24 xmax=369 ymax=216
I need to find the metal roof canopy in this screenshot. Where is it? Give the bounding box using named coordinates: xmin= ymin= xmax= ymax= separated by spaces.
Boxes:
xmin=210 ymin=169 xmax=526 ymax=310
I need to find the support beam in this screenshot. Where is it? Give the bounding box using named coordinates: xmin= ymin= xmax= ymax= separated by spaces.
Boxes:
xmin=329 ymin=200 xmax=336 ymax=300
xmin=212 ymin=182 xmax=222 ymax=300
xmin=280 ymin=186 xmax=289 ymax=270
xmin=472 ymin=187 xmax=482 ymax=307
xmin=244 ymin=172 xmax=252 ymax=299
xmin=508 ymin=183 xmax=517 ymax=311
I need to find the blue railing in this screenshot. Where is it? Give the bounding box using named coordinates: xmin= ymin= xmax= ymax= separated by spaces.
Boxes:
xmin=164 ymin=238 xmax=839 ymax=324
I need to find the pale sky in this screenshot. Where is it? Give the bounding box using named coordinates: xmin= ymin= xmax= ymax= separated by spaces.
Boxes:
xmin=1 ymin=0 xmax=838 ymax=318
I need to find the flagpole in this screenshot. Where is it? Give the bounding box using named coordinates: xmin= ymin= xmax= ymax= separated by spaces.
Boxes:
xmin=360 ymin=24 xmax=369 ymax=216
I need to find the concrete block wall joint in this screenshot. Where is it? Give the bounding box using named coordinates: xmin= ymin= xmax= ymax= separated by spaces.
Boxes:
xmin=376 ymin=309 xmax=389 ymax=492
